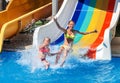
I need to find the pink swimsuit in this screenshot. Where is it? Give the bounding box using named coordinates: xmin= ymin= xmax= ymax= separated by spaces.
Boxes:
xmin=39 ymin=47 xmax=49 ymax=61
xmin=39 ymin=47 xmax=49 ymax=53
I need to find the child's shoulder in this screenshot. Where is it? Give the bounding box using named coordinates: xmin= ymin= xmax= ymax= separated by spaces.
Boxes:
xmin=39 ymin=44 xmax=45 ymax=48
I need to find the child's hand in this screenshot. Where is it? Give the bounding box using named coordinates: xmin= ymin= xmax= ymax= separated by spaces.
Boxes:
xmin=53 ymin=17 xmax=57 ymax=22
xmin=89 ymin=29 xmax=98 ymax=34
xmin=50 ymin=52 xmax=59 ymax=56
xmin=93 ymin=29 xmax=97 ymax=33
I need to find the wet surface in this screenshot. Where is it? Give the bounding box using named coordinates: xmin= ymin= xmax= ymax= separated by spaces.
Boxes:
xmin=3 ymin=33 xmax=33 ymax=51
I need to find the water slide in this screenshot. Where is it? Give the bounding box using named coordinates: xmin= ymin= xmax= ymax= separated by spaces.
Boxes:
xmin=0 ymin=0 xmax=63 ymax=52
xmin=33 ymin=0 xmax=120 ymax=60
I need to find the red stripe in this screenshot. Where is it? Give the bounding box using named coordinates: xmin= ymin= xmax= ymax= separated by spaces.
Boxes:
xmin=87 ymin=0 xmax=116 ymax=59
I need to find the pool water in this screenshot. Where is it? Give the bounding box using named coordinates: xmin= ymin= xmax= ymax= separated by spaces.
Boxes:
xmin=0 ymin=50 xmax=120 ymax=83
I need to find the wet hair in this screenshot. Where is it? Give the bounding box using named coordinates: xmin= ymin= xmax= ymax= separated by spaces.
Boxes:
xmin=68 ymin=20 xmax=75 ymax=24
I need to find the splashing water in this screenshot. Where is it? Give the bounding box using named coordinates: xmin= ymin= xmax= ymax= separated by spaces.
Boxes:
xmin=16 ymin=47 xmax=42 ymax=72
xmin=17 ymin=45 xmax=90 ymax=72
xmin=72 ymin=47 xmax=89 ymax=60
xmin=78 ymin=47 xmax=89 ymax=55
xmin=1 ymin=48 xmax=120 ymax=83
xmin=16 ymin=46 xmax=58 ymax=72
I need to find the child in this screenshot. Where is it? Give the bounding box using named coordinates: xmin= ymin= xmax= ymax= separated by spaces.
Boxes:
xmin=39 ymin=37 xmax=57 ymax=69
xmin=53 ymin=18 xmax=97 ymax=67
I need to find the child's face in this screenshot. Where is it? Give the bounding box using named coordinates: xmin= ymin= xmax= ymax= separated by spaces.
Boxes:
xmin=68 ymin=21 xmax=74 ymax=30
xmin=44 ymin=38 xmax=50 ymax=45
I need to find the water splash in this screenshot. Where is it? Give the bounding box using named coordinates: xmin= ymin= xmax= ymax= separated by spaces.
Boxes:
xmin=16 ymin=47 xmax=42 ymax=72
xmin=16 ymin=45 xmax=92 ymax=72
xmin=78 ymin=47 xmax=89 ymax=55
xmin=16 ymin=46 xmax=61 ymax=72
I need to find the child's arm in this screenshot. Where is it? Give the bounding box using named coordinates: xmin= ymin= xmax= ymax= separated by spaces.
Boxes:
xmin=74 ymin=29 xmax=97 ymax=35
xmin=48 ymin=52 xmax=59 ymax=56
xmin=53 ymin=18 xmax=66 ymax=33
xmin=39 ymin=44 xmax=44 ymax=49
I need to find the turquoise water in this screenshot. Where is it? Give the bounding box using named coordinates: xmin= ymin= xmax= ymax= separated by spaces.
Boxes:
xmin=0 ymin=50 xmax=120 ymax=83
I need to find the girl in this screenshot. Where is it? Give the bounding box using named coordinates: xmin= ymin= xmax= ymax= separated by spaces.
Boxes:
xmin=53 ymin=18 xmax=97 ymax=67
xmin=39 ymin=37 xmax=57 ymax=69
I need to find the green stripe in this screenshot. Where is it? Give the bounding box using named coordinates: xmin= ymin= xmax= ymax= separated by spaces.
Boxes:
xmin=74 ymin=0 xmax=97 ymax=44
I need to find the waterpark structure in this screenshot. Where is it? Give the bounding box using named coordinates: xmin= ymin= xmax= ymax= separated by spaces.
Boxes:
xmin=0 ymin=0 xmax=120 ymax=60
xmin=0 ymin=0 xmax=63 ymax=52
xmin=33 ymin=0 xmax=120 ymax=60
xmin=0 ymin=1 xmax=120 ymax=82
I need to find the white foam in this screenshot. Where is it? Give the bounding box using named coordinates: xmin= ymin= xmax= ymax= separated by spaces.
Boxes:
xmin=16 ymin=46 xmax=93 ymax=72
xmin=78 ymin=47 xmax=89 ymax=55
xmin=49 ymin=45 xmax=60 ymax=53
xmin=17 ymin=46 xmax=60 ymax=72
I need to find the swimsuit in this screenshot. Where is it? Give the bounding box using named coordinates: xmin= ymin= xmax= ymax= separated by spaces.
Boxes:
xmin=61 ymin=45 xmax=71 ymax=51
xmin=61 ymin=32 xmax=74 ymax=51
xmin=65 ymin=32 xmax=75 ymax=40
xmin=41 ymin=58 xmax=46 ymax=61
xmin=39 ymin=47 xmax=49 ymax=61
xmin=39 ymin=47 xmax=49 ymax=53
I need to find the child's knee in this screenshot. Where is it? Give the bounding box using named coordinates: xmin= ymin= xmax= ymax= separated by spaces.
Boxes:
xmin=63 ymin=55 xmax=67 ymax=58
xmin=47 ymin=62 xmax=50 ymax=66
xmin=56 ymin=55 xmax=60 ymax=59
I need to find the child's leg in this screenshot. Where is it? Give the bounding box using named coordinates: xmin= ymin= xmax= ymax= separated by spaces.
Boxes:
xmin=60 ymin=50 xmax=68 ymax=67
xmin=55 ymin=48 xmax=63 ymax=65
xmin=55 ymin=54 xmax=60 ymax=65
xmin=42 ymin=60 xmax=50 ymax=69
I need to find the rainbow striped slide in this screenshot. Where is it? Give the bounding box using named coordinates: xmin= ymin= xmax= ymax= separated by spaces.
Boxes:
xmin=33 ymin=0 xmax=120 ymax=60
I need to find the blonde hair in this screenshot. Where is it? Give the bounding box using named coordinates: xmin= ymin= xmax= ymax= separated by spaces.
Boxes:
xmin=43 ymin=37 xmax=51 ymax=42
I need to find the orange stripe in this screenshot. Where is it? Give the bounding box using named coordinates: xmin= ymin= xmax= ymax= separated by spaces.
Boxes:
xmin=87 ymin=0 xmax=116 ymax=59
xmin=77 ymin=0 xmax=108 ymax=48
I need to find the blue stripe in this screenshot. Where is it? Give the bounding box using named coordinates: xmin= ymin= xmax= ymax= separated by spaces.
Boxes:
xmin=51 ymin=34 xmax=64 ymax=45
xmin=74 ymin=0 xmax=97 ymax=44
xmin=51 ymin=0 xmax=83 ymax=45
xmin=74 ymin=0 xmax=90 ymax=30
xmin=72 ymin=0 xmax=84 ymax=23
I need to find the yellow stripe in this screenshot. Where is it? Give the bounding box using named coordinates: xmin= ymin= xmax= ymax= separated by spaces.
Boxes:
xmin=73 ymin=0 xmax=109 ymax=54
